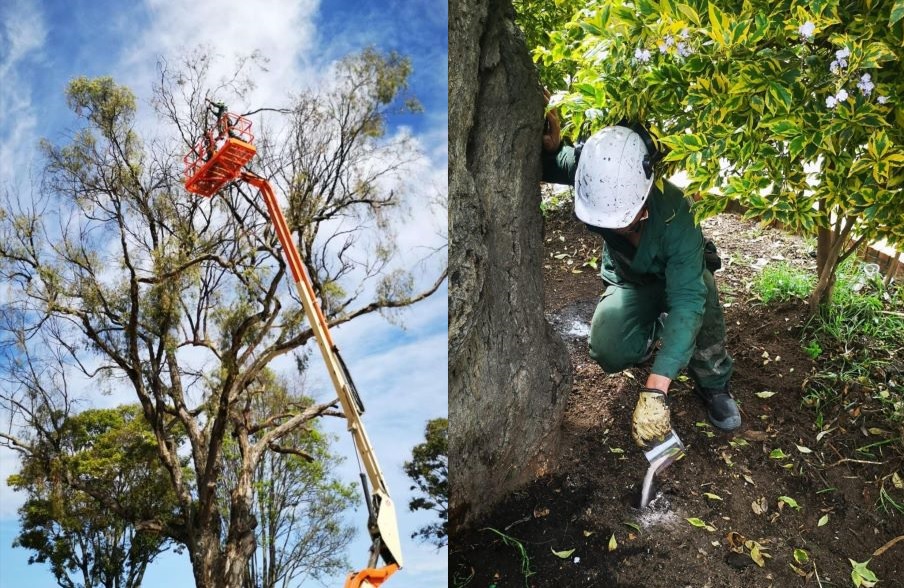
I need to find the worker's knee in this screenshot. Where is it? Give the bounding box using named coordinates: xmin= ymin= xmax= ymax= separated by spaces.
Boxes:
xmin=589 ymin=343 xmax=636 ymax=373
xmin=589 ymin=330 xmax=646 ymax=373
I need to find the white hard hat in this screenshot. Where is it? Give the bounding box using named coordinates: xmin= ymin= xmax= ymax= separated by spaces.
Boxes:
xmin=574 ymin=126 xmax=655 ymax=229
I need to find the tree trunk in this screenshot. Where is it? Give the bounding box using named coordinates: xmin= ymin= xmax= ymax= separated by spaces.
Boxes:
xmin=811 ymin=225 xmax=838 ymax=311
xmin=448 ymin=0 xmax=572 ymax=531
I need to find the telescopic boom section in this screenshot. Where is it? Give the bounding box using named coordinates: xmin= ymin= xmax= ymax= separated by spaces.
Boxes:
xmin=183 ymin=114 xmax=402 ymax=588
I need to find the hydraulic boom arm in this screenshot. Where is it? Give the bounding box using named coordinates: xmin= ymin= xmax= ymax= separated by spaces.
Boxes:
xmin=183 ymin=107 xmax=402 ymax=587
xmin=240 ymin=172 xmax=403 ymax=586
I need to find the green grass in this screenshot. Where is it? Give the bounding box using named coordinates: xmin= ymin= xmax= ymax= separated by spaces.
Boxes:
xmin=878 ymin=485 xmax=904 ymax=516
xmin=752 ymin=261 xmax=814 ymax=303
xmin=482 ymin=527 xmax=535 ymax=587
xmin=752 ymin=259 xmax=904 ymax=434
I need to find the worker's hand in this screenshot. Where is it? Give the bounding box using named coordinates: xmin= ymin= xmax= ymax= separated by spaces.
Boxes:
xmin=542 ymin=89 xmax=561 ymax=153
xmin=632 ymin=388 xmax=671 ymax=448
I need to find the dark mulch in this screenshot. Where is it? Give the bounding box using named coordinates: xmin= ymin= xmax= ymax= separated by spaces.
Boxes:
xmin=451 ymin=207 xmax=904 ymax=588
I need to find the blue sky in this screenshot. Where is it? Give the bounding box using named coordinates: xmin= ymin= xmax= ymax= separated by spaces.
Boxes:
xmin=0 ymin=0 xmax=447 ymax=586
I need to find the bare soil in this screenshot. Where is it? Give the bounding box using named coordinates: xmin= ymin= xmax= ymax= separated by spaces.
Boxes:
xmin=451 ymin=209 xmax=904 ymax=588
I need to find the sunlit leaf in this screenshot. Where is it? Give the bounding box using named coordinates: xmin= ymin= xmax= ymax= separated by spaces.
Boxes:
xmin=778 ymin=496 xmax=801 ymax=510
xmin=749 ymin=543 xmax=765 ymax=567
xmin=623 ymin=521 xmax=641 ymax=533
xmin=551 ymin=547 xmax=575 ymax=558
xmin=850 ymin=559 xmax=879 ymax=587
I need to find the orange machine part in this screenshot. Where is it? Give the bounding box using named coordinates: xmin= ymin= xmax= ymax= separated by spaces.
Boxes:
xmin=184 ymin=112 xmax=257 ymax=197
xmin=344 ymin=564 xmax=400 ymax=588
xmin=184 ymin=137 xmax=256 ymax=197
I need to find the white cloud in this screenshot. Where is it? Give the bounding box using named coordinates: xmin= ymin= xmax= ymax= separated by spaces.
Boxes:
xmin=118 ymin=0 xmax=319 ymax=114
xmin=0 ymin=0 xmax=46 ymax=185
xmin=1 ymin=3 xmax=447 ymax=586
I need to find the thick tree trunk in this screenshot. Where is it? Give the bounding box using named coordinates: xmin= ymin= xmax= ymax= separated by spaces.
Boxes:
xmin=185 ymin=496 xmax=255 ymax=588
xmin=449 ymin=0 xmax=572 ymax=530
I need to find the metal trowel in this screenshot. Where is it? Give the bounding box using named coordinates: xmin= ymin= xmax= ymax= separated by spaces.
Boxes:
xmin=639 ymin=430 xmax=686 ymax=508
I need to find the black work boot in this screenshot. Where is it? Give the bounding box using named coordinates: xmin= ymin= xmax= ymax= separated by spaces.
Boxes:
xmin=694 ymin=384 xmax=741 ymax=432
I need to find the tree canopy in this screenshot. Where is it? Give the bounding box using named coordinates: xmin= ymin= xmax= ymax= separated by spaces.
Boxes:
xmin=404 ymin=418 xmax=448 ymax=548
xmin=529 ymin=0 xmax=904 ymax=307
xmin=0 ymin=47 xmax=445 ymax=588
xmin=7 ymin=404 xmax=177 ymax=588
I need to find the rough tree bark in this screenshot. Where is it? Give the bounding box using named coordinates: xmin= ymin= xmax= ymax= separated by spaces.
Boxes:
xmin=449 ymin=0 xmax=572 ymax=530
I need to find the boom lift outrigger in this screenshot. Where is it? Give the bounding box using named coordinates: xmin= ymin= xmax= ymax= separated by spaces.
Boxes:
xmin=184 ymin=101 xmax=403 ymax=588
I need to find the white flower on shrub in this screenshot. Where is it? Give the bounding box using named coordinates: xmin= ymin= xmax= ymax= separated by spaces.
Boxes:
xmin=798 ymin=21 xmax=815 ymax=41
xmin=664 ymin=34 xmax=674 ymax=47
xmin=634 ymin=47 xmax=651 ymax=63
xmin=857 ymin=73 xmax=874 ymax=96
xmin=677 ymin=42 xmax=693 ymax=57
xmin=680 ymin=28 xmax=690 ymax=39
xmin=830 ymin=47 xmax=850 ymax=74
xmin=877 ymin=95 xmax=889 ymax=104
xmin=826 ymin=88 xmax=850 ymax=109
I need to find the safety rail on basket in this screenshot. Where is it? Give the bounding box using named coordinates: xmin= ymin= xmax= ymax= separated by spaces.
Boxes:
xmin=183 ymin=112 xmax=256 ymax=197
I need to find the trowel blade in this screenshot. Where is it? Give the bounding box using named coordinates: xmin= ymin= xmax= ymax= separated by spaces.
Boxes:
xmin=643 ymin=429 xmax=686 ymax=468
xmin=639 ymin=430 xmax=686 ymax=509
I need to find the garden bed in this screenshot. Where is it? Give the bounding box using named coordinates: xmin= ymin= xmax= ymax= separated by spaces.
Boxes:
xmin=451 ymin=209 xmax=904 ymax=588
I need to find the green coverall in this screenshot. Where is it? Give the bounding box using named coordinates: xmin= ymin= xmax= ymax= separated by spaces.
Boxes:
xmin=543 ymin=145 xmax=733 ymax=389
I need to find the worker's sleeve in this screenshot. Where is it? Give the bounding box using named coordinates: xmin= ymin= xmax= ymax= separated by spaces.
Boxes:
xmin=541 ymin=144 xmax=579 ymax=186
xmin=651 ymin=201 xmax=707 ymax=380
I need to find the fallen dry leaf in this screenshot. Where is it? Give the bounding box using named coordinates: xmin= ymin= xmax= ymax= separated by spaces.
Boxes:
xmin=742 ymin=430 xmax=769 ymax=442
xmin=726 ymin=531 xmax=746 ymax=553
xmin=872 ymin=535 xmax=904 ymax=557
xmin=534 ymin=506 xmax=550 ymax=518
xmin=752 ymin=497 xmax=768 ymax=515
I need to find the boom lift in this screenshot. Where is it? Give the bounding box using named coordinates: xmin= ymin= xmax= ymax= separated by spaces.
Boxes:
xmin=184 ymin=101 xmax=403 ymax=588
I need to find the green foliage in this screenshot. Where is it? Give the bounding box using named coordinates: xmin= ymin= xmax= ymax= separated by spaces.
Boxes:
xmin=8 ymin=405 xmax=178 ymax=588
xmin=804 ymin=338 xmax=823 ymax=359
xmin=752 ymin=261 xmax=815 ymax=303
xmin=850 ymin=558 xmax=879 ymax=587
xmin=751 ymin=258 xmax=903 ymax=432
xmin=782 ymin=259 xmax=904 ymax=431
xmin=514 ymin=0 xmax=586 ymax=90
xmin=403 ymin=418 xmax=448 ymax=547
xmin=534 ymin=0 xmax=904 ymax=298
xmin=1 ymin=45 xmax=441 ymax=588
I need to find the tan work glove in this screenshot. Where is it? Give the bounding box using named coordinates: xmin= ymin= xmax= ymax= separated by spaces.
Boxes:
xmin=632 ymin=388 xmax=671 ymax=448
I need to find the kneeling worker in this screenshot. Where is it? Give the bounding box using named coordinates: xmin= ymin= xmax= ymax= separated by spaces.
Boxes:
xmin=542 ymin=112 xmax=741 ymax=447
